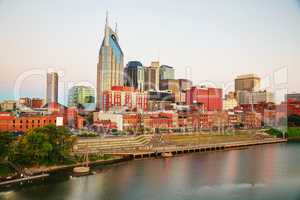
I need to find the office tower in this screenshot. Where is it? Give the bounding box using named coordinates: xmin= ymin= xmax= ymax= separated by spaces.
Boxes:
xmin=144 ymin=61 xmax=160 ymax=91
xmin=235 ymin=74 xmax=260 ymax=92
xmin=159 ymin=65 xmax=175 ymax=80
xmin=97 ymin=13 xmax=124 ymax=110
xmin=124 ymin=61 xmax=145 ymax=91
xmin=68 ymin=86 xmax=95 ymax=108
xmin=46 ymin=72 xmax=58 ymax=103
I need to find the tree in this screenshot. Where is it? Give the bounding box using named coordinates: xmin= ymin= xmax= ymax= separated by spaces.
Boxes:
xmin=0 ymin=132 xmax=16 ymax=162
xmin=12 ymin=125 xmax=76 ymax=165
xmin=18 ymin=130 xmax=53 ymax=165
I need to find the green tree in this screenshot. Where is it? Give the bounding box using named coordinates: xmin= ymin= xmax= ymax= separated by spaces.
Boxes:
xmin=20 ymin=131 xmax=53 ymax=165
xmin=0 ymin=132 xmax=16 ymax=162
xmin=12 ymin=125 xmax=76 ymax=165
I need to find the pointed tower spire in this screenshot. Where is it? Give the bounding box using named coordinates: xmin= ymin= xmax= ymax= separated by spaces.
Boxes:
xmin=104 ymin=10 xmax=110 ymax=46
xmin=105 ymin=10 xmax=109 ymax=27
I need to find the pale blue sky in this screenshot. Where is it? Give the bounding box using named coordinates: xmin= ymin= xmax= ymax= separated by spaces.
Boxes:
xmin=0 ymin=0 xmax=299 ymax=104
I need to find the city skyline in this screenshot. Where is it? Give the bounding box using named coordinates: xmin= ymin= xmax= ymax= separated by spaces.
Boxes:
xmin=0 ymin=0 xmax=299 ymax=104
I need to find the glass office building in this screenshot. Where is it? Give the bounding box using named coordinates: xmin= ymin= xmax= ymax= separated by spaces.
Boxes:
xmin=97 ymin=14 xmax=124 ymax=110
xmin=159 ymin=65 xmax=175 ymax=81
xmin=68 ymin=86 xmax=95 ymax=108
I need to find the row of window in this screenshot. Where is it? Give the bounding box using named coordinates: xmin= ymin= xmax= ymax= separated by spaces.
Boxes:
xmin=12 ymin=119 xmax=56 ymax=124
xmin=12 ymin=124 xmax=43 ymax=129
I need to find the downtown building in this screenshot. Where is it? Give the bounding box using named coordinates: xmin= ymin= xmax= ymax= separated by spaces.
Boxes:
xmin=124 ymin=61 xmax=145 ymax=91
xmin=68 ymin=86 xmax=95 ymax=108
xmin=102 ymin=86 xmax=148 ymax=112
xmin=46 ymin=72 xmax=58 ymax=104
xmin=96 ymin=14 xmax=124 ymax=110
xmin=144 ymin=61 xmax=160 ymax=91
xmin=186 ymin=86 xmax=223 ymax=111
xmin=159 ymin=65 xmax=175 ymax=81
xmin=235 ymin=74 xmax=260 ymax=92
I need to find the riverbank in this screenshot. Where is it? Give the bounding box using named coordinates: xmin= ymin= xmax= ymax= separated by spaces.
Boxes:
xmin=26 ymin=156 xmax=126 ymax=175
xmin=0 ymin=136 xmax=287 ymax=189
xmin=0 ymin=156 xmax=129 ymax=189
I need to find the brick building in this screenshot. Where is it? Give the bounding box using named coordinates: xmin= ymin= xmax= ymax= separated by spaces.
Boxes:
xmin=186 ymin=86 xmax=223 ymax=111
xmin=102 ymin=86 xmax=148 ymax=111
xmin=0 ymin=114 xmax=61 ymax=133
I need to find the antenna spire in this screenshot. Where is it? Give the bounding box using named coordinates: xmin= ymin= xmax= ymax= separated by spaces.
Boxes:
xmin=105 ymin=10 xmax=109 ymax=27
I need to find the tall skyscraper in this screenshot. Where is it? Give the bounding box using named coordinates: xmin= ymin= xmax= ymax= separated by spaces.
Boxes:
xmin=124 ymin=61 xmax=145 ymax=91
xmin=97 ymin=13 xmax=124 ymax=110
xmin=46 ymin=72 xmax=58 ymax=104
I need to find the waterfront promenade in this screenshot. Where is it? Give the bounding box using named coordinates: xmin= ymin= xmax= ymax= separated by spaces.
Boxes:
xmin=104 ymin=138 xmax=287 ymax=158
xmin=73 ymin=132 xmax=287 ymax=158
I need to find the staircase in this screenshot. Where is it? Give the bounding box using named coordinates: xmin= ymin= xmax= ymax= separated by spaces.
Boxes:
xmin=73 ymin=135 xmax=153 ymax=154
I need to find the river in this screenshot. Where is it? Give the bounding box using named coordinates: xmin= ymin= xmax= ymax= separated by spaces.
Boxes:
xmin=1 ymin=142 xmax=300 ymax=200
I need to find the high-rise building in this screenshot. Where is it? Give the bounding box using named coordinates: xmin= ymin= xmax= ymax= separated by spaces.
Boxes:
xmin=97 ymin=13 xmax=124 ymax=110
xmin=68 ymin=86 xmax=95 ymax=108
xmin=186 ymin=86 xmax=223 ymax=111
xmin=124 ymin=61 xmax=145 ymax=91
xmin=159 ymin=65 xmax=175 ymax=80
xmin=144 ymin=61 xmax=160 ymax=91
xmin=235 ymin=74 xmax=260 ymax=92
xmin=46 ymin=72 xmax=58 ymax=104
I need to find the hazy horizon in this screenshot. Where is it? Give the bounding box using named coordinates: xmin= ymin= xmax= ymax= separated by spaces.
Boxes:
xmin=0 ymin=0 xmax=299 ymax=104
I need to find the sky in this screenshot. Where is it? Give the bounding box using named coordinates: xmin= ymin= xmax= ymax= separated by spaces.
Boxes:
xmin=0 ymin=0 xmax=299 ymax=104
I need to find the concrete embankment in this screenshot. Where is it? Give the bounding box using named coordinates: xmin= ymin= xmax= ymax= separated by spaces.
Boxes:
xmin=106 ymin=138 xmax=287 ymax=159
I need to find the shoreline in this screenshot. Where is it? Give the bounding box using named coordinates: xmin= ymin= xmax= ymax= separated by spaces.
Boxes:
xmin=0 ymin=138 xmax=288 ymax=189
xmin=26 ymin=156 xmax=129 ymax=175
